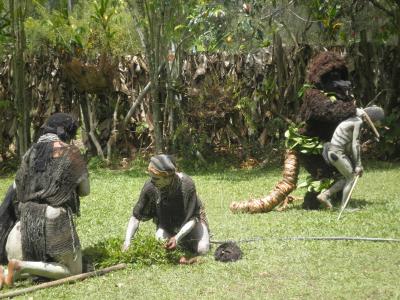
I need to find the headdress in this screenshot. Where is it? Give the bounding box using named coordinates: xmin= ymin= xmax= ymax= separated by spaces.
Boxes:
xmin=306 ymin=51 xmax=348 ymax=85
xmin=147 ymin=154 xmax=176 ymax=177
xmin=364 ymin=106 xmax=385 ymax=123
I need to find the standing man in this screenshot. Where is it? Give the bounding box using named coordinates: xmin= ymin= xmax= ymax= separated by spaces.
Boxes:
xmin=123 ymin=154 xmax=210 ymax=255
xmin=0 ymin=113 xmax=90 ymax=289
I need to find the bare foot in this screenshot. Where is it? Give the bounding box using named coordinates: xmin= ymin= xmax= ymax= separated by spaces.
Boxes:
xmin=317 ymin=193 xmax=333 ymax=209
xmin=5 ymin=259 xmax=22 ymax=286
xmin=179 ymin=256 xmax=188 ymax=264
xmin=179 ymin=256 xmax=201 ymax=265
xmin=0 ymin=266 xmax=4 ymax=290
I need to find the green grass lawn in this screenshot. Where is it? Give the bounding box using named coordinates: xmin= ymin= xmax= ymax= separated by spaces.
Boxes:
xmin=1 ymin=160 xmax=400 ymax=299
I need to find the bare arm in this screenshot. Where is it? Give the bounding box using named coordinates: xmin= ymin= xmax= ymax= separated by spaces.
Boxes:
xmin=175 ymin=219 xmax=196 ymax=243
xmin=165 ymin=219 xmax=196 ymax=250
xmin=122 ymin=216 xmax=140 ymax=251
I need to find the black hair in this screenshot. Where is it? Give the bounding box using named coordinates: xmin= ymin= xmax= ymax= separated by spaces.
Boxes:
xmin=41 ymin=113 xmax=79 ymax=142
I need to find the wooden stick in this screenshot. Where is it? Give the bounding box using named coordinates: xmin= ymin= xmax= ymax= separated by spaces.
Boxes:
xmin=124 ymin=81 xmax=152 ymax=125
xmin=363 ymin=112 xmax=380 ymax=141
xmin=0 ymin=263 xmax=126 ymax=299
xmin=337 ymin=175 xmax=360 ymax=221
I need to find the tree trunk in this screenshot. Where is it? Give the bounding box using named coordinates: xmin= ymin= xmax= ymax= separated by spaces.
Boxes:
xmin=10 ymin=0 xmax=30 ymax=158
xmin=67 ymin=0 xmax=73 ymax=15
xmin=358 ymin=30 xmax=375 ymax=106
xmin=150 ymin=79 xmax=164 ymax=153
xmin=79 ymin=94 xmax=102 ymax=158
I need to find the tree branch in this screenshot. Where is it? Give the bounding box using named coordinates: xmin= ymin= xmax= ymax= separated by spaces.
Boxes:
xmin=86 ymin=98 xmax=105 ymax=160
xmin=106 ymin=95 xmax=120 ymax=162
xmin=124 ymin=81 xmax=152 ymax=125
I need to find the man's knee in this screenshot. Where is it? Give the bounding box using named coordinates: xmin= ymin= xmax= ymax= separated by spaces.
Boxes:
xmin=197 ymin=240 xmax=210 ymax=255
xmin=6 ymin=222 xmax=23 ymax=261
xmin=57 ymin=251 xmax=82 ymax=275
xmin=45 ymin=206 xmax=64 ymax=219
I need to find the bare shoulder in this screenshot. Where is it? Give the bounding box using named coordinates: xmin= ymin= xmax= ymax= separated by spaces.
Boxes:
xmin=341 ymin=116 xmax=362 ymax=126
xmin=52 ymin=142 xmax=81 ymax=158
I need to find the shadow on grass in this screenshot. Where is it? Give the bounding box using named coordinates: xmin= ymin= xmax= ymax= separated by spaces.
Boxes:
xmin=346 ymin=198 xmax=371 ymax=209
xmin=288 ymin=196 xmax=371 ymax=211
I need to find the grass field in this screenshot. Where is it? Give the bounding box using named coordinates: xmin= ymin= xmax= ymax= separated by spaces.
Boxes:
xmin=1 ymin=160 xmax=400 ymax=299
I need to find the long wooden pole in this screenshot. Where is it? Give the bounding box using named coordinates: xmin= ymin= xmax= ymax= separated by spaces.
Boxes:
xmin=0 ymin=263 xmax=126 ymax=299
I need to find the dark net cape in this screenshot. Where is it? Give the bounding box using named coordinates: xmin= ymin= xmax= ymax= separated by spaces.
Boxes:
xmin=132 ymin=173 xmax=207 ymax=235
xmin=298 ymin=89 xmax=356 ymax=180
xmin=14 ymin=142 xmax=87 ymax=261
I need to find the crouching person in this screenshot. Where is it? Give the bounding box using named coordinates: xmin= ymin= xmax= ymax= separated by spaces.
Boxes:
xmin=0 ymin=113 xmax=90 ymax=289
xmin=317 ymin=106 xmax=384 ymax=209
xmin=123 ymin=154 xmax=210 ymax=256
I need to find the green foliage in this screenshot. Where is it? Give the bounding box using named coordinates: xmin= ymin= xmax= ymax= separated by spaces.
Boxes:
xmin=87 ymin=156 xmax=108 ymax=170
xmin=24 ymin=0 xmax=141 ymax=56
xmin=24 ymin=4 xmax=73 ymax=52
xmin=302 ymin=0 xmax=345 ymax=42
xmin=187 ymin=1 xmax=271 ymax=53
xmin=298 ymin=175 xmax=334 ymax=193
xmin=90 ymin=0 xmax=117 ymax=51
xmin=284 ymin=124 xmax=323 ymax=154
xmin=235 ymin=95 xmax=257 ymax=131
xmin=83 ymin=235 xmax=185 ymax=269
xmin=135 ymin=121 xmax=149 ymax=136
xmin=297 ymin=83 xmax=314 ymax=99
xmin=0 ymin=99 xmax=11 ymax=109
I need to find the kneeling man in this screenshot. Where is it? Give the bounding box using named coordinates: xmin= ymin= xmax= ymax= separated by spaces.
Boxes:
xmin=123 ymin=154 xmax=210 ymax=255
xmin=0 ymin=113 xmax=90 ymax=289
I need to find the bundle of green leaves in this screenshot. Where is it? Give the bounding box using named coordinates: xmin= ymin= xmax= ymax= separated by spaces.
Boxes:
xmin=284 ymin=124 xmax=323 ymax=155
xmin=83 ymin=234 xmax=186 ymax=269
xmin=298 ymin=175 xmax=334 ymax=193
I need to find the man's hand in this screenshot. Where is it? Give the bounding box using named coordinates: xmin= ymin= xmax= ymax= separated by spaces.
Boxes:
xmin=354 ymin=166 xmax=364 ymax=177
xmin=165 ymin=236 xmax=177 ymax=250
xmin=121 ymin=241 xmax=130 ymax=252
xmin=356 ymin=108 xmax=365 ymax=117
